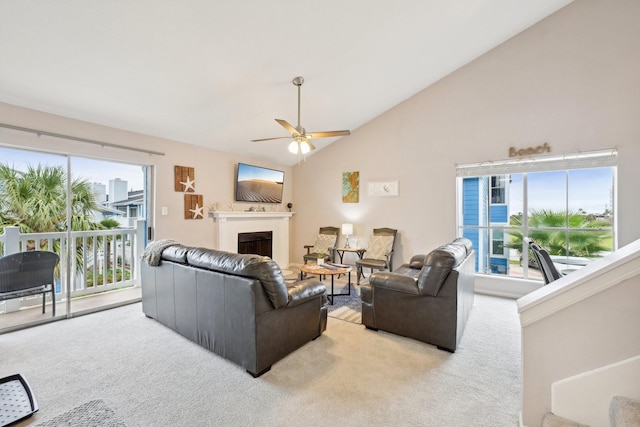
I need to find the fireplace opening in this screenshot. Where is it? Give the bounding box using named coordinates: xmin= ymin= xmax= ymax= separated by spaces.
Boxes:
xmin=238 ymin=231 xmax=273 ymax=258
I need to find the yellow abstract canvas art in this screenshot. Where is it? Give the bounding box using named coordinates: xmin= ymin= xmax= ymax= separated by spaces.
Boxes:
xmin=342 ymin=171 xmax=359 ymax=203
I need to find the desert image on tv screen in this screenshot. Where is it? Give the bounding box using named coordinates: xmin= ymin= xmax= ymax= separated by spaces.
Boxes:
xmin=236 ymin=164 xmax=284 ymax=203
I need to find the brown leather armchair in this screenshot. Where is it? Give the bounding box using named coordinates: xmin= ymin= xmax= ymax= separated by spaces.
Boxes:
xmin=361 ymin=238 xmax=474 ymax=352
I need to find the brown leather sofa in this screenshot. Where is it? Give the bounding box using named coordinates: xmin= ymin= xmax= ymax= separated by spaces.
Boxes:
xmin=361 ymin=238 xmax=475 ymax=352
xmin=141 ymin=243 xmax=328 ymax=377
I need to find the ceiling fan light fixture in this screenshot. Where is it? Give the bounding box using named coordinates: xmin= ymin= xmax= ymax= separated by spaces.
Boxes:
xmin=288 ymin=140 xmax=299 ymax=154
xmin=252 ymin=76 xmax=351 ymax=155
xmin=299 ymin=140 xmax=310 ymax=154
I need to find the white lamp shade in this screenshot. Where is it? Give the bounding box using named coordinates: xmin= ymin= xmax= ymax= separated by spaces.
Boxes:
xmin=288 ymin=140 xmax=298 ymax=154
xmin=341 ymin=223 xmax=353 ymax=235
xmin=299 ymin=140 xmax=310 ymax=154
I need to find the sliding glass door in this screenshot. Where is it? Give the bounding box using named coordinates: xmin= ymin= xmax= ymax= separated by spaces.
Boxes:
xmin=1 ymin=145 xmax=150 ymax=331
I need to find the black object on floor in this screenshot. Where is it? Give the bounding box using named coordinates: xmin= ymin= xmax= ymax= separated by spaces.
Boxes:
xmin=0 ymin=373 xmax=38 ymax=427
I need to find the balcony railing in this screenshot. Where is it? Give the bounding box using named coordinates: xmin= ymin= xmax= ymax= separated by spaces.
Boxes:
xmin=0 ymin=220 xmax=146 ymax=314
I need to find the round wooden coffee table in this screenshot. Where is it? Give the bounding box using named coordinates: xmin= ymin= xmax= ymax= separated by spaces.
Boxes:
xmin=299 ymin=262 xmax=352 ymax=305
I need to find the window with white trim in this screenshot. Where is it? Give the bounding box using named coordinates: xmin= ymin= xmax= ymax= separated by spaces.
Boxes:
xmin=457 ymin=149 xmax=617 ymax=281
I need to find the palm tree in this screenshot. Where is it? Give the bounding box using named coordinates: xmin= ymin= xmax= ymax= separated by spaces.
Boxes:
xmin=1 ymin=163 xmax=102 ymax=234
xmin=506 ymin=209 xmax=611 ymax=258
xmin=0 ymin=163 xmax=103 ymax=269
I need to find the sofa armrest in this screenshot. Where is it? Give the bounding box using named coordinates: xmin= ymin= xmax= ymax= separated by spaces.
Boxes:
xmin=287 ymin=279 xmax=328 ymax=307
xmin=369 ymin=272 xmax=419 ymax=295
xmin=409 ymin=254 xmax=426 ymax=269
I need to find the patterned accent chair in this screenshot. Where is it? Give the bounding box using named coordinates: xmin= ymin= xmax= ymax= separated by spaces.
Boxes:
xmin=356 ymin=228 xmax=397 ymax=285
xmin=303 ymin=226 xmax=340 ymax=264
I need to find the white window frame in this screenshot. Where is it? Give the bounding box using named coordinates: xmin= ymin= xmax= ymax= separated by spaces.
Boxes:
xmin=457 ymin=149 xmax=618 ymax=280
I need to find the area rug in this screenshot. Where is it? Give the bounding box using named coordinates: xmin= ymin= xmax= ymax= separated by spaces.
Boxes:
xmin=36 ymin=399 xmax=126 ymax=426
xmin=326 ymin=285 xmax=362 ymax=324
xmin=285 ymin=267 xmax=362 ymax=324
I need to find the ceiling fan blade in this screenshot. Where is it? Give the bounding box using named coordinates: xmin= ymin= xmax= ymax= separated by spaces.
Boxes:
xmin=251 ymin=136 xmax=292 ymax=142
xmin=306 ymin=140 xmax=316 ymax=151
xmin=275 ymin=119 xmax=300 ymax=136
xmin=306 ymin=130 xmax=351 ymax=139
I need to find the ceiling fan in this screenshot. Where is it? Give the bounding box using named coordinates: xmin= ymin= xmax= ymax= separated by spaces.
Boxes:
xmin=252 ymin=76 xmax=350 ymax=155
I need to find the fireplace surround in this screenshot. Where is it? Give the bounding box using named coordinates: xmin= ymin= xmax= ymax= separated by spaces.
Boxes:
xmin=212 ymin=211 xmax=294 ymax=268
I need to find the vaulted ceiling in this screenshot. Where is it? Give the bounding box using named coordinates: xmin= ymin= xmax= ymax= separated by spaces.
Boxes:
xmin=0 ymin=0 xmax=572 ymax=166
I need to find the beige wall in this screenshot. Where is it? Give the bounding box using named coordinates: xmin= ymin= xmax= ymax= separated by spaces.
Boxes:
xmin=291 ymin=0 xmax=640 ymax=270
xmin=0 ymin=102 xmax=293 ymax=250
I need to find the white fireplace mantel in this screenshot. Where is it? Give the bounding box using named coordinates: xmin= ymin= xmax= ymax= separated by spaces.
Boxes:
xmin=212 ymin=211 xmax=294 ymax=267
xmin=212 ymin=211 xmax=294 ymax=220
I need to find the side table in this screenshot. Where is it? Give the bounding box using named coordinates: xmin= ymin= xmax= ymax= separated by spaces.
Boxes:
xmin=335 ymin=247 xmax=366 ymax=264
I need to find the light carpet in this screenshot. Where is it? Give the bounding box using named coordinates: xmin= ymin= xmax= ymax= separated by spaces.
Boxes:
xmin=1 ymin=294 xmax=521 ymax=426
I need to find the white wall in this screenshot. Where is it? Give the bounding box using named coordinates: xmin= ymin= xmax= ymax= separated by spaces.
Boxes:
xmin=290 ymin=0 xmax=640 ymax=272
xmin=0 ymin=103 xmax=293 ymax=250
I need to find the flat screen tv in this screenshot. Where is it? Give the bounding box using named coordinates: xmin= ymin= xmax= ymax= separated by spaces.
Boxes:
xmin=235 ymin=163 xmax=284 ymax=204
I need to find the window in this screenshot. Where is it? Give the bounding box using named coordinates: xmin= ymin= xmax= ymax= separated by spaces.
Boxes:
xmin=492 ymin=229 xmax=505 ymax=255
xmin=491 ymin=176 xmax=507 ymax=204
xmin=457 ymin=150 xmax=616 ymax=281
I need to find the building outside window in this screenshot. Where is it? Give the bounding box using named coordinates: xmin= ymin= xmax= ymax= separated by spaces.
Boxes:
xmin=457 ymin=149 xmax=616 ymax=282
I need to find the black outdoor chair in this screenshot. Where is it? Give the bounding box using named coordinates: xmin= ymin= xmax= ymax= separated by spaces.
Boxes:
xmin=525 ymin=238 xmax=562 ymax=284
xmin=0 ymin=251 xmax=60 ymax=317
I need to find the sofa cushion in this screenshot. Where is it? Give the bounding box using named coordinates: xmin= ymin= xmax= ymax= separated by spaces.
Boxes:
xmin=441 ymin=242 xmax=468 ymax=268
xmin=369 ymin=272 xmax=419 ymax=294
xmin=451 ymin=237 xmax=473 ymax=258
xmin=417 ymin=248 xmax=456 ymax=296
xmin=186 ymin=248 xmax=289 ymax=308
xmin=161 ymin=244 xmax=191 ymax=264
xmin=392 ymin=264 xmax=422 ymax=282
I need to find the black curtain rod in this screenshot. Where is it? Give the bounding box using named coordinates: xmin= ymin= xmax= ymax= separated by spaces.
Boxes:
xmin=0 ymin=122 xmax=165 ymax=156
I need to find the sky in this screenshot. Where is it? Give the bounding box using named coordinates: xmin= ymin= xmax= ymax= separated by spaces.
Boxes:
xmin=0 ymin=147 xmax=145 ymax=194
xmin=508 ymin=168 xmax=613 ymax=215
xmin=237 ymin=163 xmax=284 ymax=183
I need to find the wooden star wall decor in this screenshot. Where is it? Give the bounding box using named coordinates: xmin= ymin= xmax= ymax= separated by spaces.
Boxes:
xmin=175 ymin=165 xmax=204 ymax=220
xmin=174 ymin=166 xmax=195 ymax=192
xmin=184 ymin=194 xmax=204 ymax=220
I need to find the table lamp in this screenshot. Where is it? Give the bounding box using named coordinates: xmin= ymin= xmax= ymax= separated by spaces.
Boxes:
xmin=342 ymin=223 xmax=354 ymax=248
